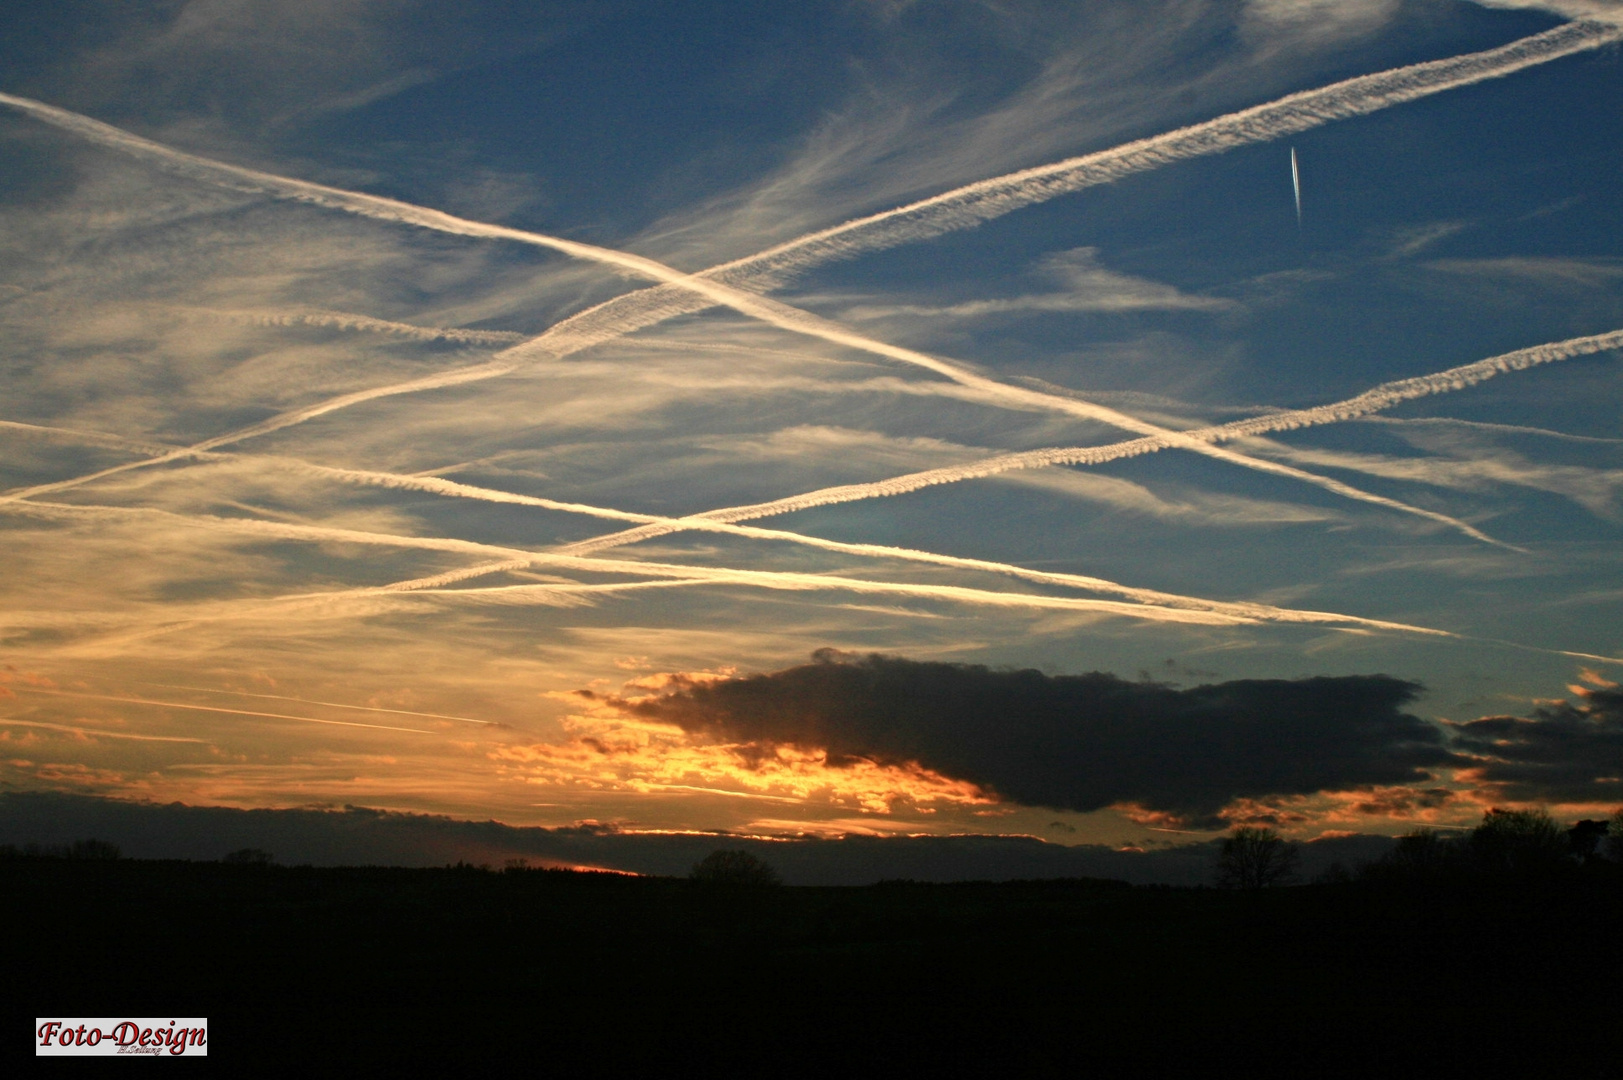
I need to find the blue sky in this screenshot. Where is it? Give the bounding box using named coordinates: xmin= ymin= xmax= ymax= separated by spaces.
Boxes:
xmin=1 ymin=0 xmax=1620 ymax=859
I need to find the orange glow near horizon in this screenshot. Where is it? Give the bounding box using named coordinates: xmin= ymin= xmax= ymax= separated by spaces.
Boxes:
xmin=490 ymin=691 xmax=994 ymax=816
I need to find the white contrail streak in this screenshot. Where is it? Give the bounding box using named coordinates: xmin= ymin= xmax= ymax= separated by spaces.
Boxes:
xmin=249 ymin=454 xmax=1441 ymax=632
xmin=167 ymin=306 xmax=526 ymax=345
xmin=372 ymin=579 xmax=1262 ymax=625
xmin=0 ymin=718 xmax=207 ymax=743
xmin=0 ymin=419 xmax=177 ymax=456
xmin=136 ymin=683 xmax=500 ymax=725
xmin=0 ymin=90 xmax=715 ymax=287
xmin=0 ymin=499 xmax=1454 ymax=633
xmin=0 ymin=358 xmax=520 ymax=504
xmin=0 ymin=82 xmax=1544 ymax=542
xmin=11 ymin=686 xmax=442 ymax=735
xmin=567 ymin=329 xmax=1622 ymax=552
xmin=1291 ymin=146 xmax=1303 ymax=226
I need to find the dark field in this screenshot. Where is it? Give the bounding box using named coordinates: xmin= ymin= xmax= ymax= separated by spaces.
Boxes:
xmin=8 ymin=857 xmax=1620 ymax=1076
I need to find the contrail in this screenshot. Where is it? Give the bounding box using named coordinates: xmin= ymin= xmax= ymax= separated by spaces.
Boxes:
xmin=689 ymin=19 xmax=1621 ymax=287
xmin=358 ymin=580 xmax=1623 ymax=666
xmin=248 ymin=454 xmax=1446 ymax=632
xmin=0 ymin=84 xmax=1550 ymax=542
xmin=381 ymin=579 xmax=1266 ymax=625
xmin=1 ymin=296 xmax=1493 ymax=545
xmin=1290 ymin=147 xmax=1303 ymax=226
xmin=0 ymin=717 xmax=207 ymax=743
xmin=136 ymin=683 xmax=500 ymax=725
xmin=566 ymin=329 xmax=1622 ymax=552
xmin=0 ymin=90 xmax=719 ymax=288
xmin=9 ymin=18 xmax=1610 ymax=387
xmin=11 ymin=686 xmax=442 ymax=735
xmin=0 ymin=419 xmax=177 ymax=456
xmin=486 ymin=20 xmax=1623 ymax=367
xmin=1 ymin=498 xmax=1457 ymax=634
xmin=166 ymin=306 xmax=527 ymax=345
xmin=0 ymin=357 xmax=520 ymax=504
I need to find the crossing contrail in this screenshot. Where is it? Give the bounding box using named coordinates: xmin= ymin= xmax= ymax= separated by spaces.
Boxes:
xmin=564 ymin=329 xmax=1622 ymax=553
xmin=490 ymin=20 xmax=1621 ymax=365
xmin=0 ymin=425 xmax=1499 ymax=631
xmin=1 ymin=34 xmax=1593 ymax=545
xmin=684 ymin=19 xmax=1621 ymax=288
xmin=0 ymin=288 xmax=1497 ymax=545
xmin=0 ymin=498 xmax=1457 ymax=634
xmin=240 ymin=454 xmax=1447 ymax=632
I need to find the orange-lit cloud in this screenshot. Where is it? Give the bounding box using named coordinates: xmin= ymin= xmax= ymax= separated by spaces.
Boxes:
xmin=492 ymin=686 xmax=992 ymax=816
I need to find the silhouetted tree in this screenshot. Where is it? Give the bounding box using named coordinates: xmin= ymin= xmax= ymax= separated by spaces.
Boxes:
xmin=1467 ymin=808 xmax=1568 ymax=876
xmin=1214 ymin=827 xmax=1299 ymax=889
xmin=689 ymin=849 xmax=781 ymax=887
xmin=222 ymin=848 xmax=273 ymax=866
xmin=1567 ymin=819 xmax=1609 ymax=863
xmin=68 ymin=839 xmax=120 ymax=860
xmin=1609 ymin=808 xmax=1623 ymax=862
xmin=1373 ymin=828 xmax=1461 ymax=880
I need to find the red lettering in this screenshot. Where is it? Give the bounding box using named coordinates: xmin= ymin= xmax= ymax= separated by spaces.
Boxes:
xmin=74 ymin=1025 xmax=88 ymax=1045
xmin=86 ymin=1029 xmax=102 ymax=1046
xmin=113 ymin=1022 xmax=139 ymax=1047
xmin=139 ymin=1028 xmax=152 ymax=1046
xmin=37 ymin=1022 xmax=61 ymax=1046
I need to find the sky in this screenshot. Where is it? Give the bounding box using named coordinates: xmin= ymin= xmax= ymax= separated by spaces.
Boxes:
xmin=1 ymin=0 xmax=1621 ymax=871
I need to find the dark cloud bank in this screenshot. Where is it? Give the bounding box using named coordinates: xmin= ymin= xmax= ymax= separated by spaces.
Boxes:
xmin=628 ymin=651 xmax=1623 ymax=817
xmin=0 ymin=791 xmax=1391 ymax=886
xmin=5 ymin=657 xmax=1613 ymax=884
xmin=628 ymin=651 xmax=1454 ymax=824
xmin=1450 ymin=684 xmax=1623 ymax=803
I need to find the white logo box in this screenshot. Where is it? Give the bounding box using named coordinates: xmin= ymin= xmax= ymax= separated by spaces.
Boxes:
xmin=36 ymin=1019 xmax=208 ymax=1057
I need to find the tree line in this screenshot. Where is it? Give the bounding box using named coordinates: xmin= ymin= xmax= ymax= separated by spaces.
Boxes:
xmin=1216 ymin=806 xmax=1623 ymax=888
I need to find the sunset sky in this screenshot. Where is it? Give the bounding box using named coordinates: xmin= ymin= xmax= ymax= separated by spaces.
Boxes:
xmin=2 ymin=0 xmax=1620 ymax=870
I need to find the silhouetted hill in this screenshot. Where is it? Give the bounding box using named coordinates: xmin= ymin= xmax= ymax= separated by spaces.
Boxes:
xmin=7 ymin=854 xmax=1619 ymax=1076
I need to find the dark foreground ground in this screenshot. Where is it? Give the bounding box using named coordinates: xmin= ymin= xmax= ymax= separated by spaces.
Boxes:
xmin=7 ymin=858 xmax=1620 ymax=1077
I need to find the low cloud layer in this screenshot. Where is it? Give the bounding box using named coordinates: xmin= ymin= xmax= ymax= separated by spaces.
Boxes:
xmin=1451 ymin=682 xmax=1623 ymax=802
xmin=627 ymin=651 xmax=1455 ymax=823
xmin=0 ymin=791 xmax=1395 ymax=886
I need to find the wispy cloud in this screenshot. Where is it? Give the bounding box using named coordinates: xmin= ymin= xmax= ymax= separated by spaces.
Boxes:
xmin=842 ymin=247 xmax=1234 ymax=320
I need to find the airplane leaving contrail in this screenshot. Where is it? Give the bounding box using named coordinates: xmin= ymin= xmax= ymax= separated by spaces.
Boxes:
xmin=1291 ymin=147 xmax=1303 ymax=226
xmin=488 ymin=19 xmax=1623 ymax=366
xmin=564 ymin=329 xmax=1623 ymax=553
xmin=0 ymin=132 xmax=1479 ymax=554
xmin=623 ymin=18 xmax=1622 ymax=293
xmin=5 ymin=25 xmax=1607 ymax=541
